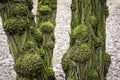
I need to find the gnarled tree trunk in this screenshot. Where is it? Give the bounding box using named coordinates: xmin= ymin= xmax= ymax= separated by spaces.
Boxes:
xmin=62 ymin=0 xmax=111 ymax=80
xmin=0 ymin=0 xmax=57 ymax=80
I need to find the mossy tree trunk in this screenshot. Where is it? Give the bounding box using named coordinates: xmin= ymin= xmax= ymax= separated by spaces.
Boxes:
xmin=0 ymin=0 xmax=57 ymax=80
xmin=37 ymin=0 xmax=57 ymax=80
xmin=62 ymin=0 xmax=111 ymax=80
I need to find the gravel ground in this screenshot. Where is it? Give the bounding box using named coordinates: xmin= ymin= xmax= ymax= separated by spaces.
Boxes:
xmin=106 ymin=0 xmax=120 ymax=80
xmin=0 ymin=17 xmax=16 ymax=80
xmin=52 ymin=0 xmax=71 ymax=80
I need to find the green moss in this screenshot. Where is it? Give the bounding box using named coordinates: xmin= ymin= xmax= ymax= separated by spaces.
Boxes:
xmin=38 ymin=5 xmax=52 ymax=15
xmin=23 ymin=41 xmax=36 ymax=52
xmin=98 ymin=0 xmax=106 ymax=4
xmin=51 ymin=4 xmax=57 ymax=9
xmin=103 ymin=5 xmax=109 ymax=18
xmin=38 ymin=47 xmax=45 ymax=57
xmin=51 ymin=0 xmax=57 ymax=4
xmin=14 ymin=0 xmax=33 ymax=7
xmin=51 ymin=1 xmax=57 ymax=9
xmin=4 ymin=17 xmax=29 ymax=35
xmin=44 ymin=0 xmax=50 ymax=5
xmin=40 ymin=21 xmax=54 ymax=34
xmin=46 ymin=67 xmax=55 ymax=79
xmin=62 ymin=44 xmax=80 ymax=72
xmin=26 ymin=0 xmax=33 ymax=5
xmin=71 ymin=3 xmax=76 ymax=11
xmin=62 ymin=44 xmax=79 ymax=70
xmin=62 ymin=54 xmax=70 ymax=70
xmin=31 ymin=28 xmax=43 ymax=47
xmin=72 ymin=24 xmax=89 ymax=42
xmin=0 ymin=3 xmax=4 ymax=11
xmin=14 ymin=53 xmax=43 ymax=77
xmin=10 ymin=3 xmax=29 ymax=16
xmin=26 ymin=0 xmax=33 ymax=10
xmin=104 ymin=52 xmax=111 ymax=69
xmin=89 ymin=16 xmax=98 ymax=26
xmin=70 ymin=43 xmax=91 ymax=62
xmin=88 ymin=69 xmax=99 ymax=79
xmin=47 ymin=40 xmax=54 ymax=49
xmin=94 ymin=37 xmax=103 ymax=47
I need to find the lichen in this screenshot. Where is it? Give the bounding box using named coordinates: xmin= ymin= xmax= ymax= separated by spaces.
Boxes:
xmin=88 ymin=69 xmax=99 ymax=79
xmin=70 ymin=43 xmax=91 ymax=62
xmin=40 ymin=21 xmax=54 ymax=34
xmin=14 ymin=53 xmax=43 ymax=77
xmin=4 ymin=17 xmax=29 ymax=35
xmin=71 ymin=24 xmax=89 ymax=42
xmin=10 ymin=3 xmax=29 ymax=16
xmin=38 ymin=5 xmax=52 ymax=15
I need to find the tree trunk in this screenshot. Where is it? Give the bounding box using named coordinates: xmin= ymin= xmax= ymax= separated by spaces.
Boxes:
xmin=62 ymin=0 xmax=111 ymax=80
xmin=0 ymin=0 xmax=57 ymax=80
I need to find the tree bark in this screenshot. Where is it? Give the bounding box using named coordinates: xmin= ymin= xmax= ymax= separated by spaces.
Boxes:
xmin=62 ymin=0 xmax=111 ymax=80
xmin=0 ymin=0 xmax=57 ymax=80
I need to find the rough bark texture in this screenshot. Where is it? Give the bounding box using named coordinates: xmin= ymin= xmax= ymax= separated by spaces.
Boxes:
xmin=62 ymin=0 xmax=111 ymax=80
xmin=0 ymin=0 xmax=56 ymax=80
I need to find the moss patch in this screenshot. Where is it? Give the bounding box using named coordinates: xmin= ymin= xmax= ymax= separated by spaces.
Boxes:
xmin=46 ymin=67 xmax=55 ymax=79
xmin=89 ymin=16 xmax=98 ymax=27
xmin=38 ymin=47 xmax=45 ymax=57
xmin=70 ymin=43 xmax=91 ymax=62
xmin=71 ymin=24 xmax=89 ymax=42
xmin=4 ymin=17 xmax=29 ymax=35
xmin=10 ymin=3 xmax=29 ymax=16
xmin=23 ymin=41 xmax=36 ymax=52
xmin=40 ymin=21 xmax=54 ymax=34
xmin=38 ymin=5 xmax=52 ymax=15
xmin=94 ymin=37 xmax=103 ymax=47
xmin=31 ymin=28 xmax=43 ymax=47
xmin=14 ymin=53 xmax=43 ymax=77
xmin=104 ymin=52 xmax=111 ymax=69
xmin=88 ymin=69 xmax=99 ymax=79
